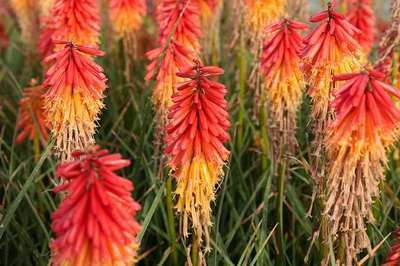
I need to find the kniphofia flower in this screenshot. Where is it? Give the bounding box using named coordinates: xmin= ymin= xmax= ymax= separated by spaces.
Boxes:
xmin=43 ymin=41 xmax=107 ymax=160
xmin=39 ymin=0 xmax=53 ymax=16
xmin=347 ymin=0 xmax=376 ymax=54
xmin=50 ymin=146 xmax=141 ymax=266
xmin=325 ymin=70 xmax=400 ymax=264
xmin=146 ymin=0 xmax=202 ymax=116
xmin=109 ymin=0 xmax=146 ymax=39
xmin=0 ymin=18 xmax=8 ymax=49
xmin=384 ymin=228 xmax=400 ymax=266
xmin=302 ymin=1 xmax=362 ymax=150
xmin=165 ymin=62 xmax=230 ymax=250
xmin=244 ymin=0 xmax=285 ymax=40
xmin=260 ymin=19 xmax=308 ymax=157
xmin=16 ymin=80 xmax=49 ymax=144
xmin=11 ymin=0 xmax=39 ymax=50
xmin=51 ymin=0 xmax=100 ymax=46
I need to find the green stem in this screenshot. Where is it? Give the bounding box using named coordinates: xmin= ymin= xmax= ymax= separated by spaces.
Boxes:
xmin=33 ymin=133 xmax=40 ymax=162
xmin=166 ymin=176 xmax=179 ymax=266
xmin=237 ymin=34 xmax=247 ymax=147
xmin=276 ymin=160 xmax=287 ymax=265
xmin=260 ymin=106 xmax=270 ymax=171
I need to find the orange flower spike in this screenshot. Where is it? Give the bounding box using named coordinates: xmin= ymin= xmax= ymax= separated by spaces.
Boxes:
xmin=347 ymin=0 xmax=376 ymax=54
xmin=165 ymin=62 xmax=230 ymax=248
xmin=156 ymin=0 xmax=202 ymax=52
xmin=303 ymin=1 xmax=362 ymax=139
xmin=260 ymin=19 xmax=308 ymax=155
xmin=244 ymin=0 xmax=285 ymax=37
xmin=16 ymin=81 xmax=49 ymax=144
xmin=11 ymin=0 xmax=39 ymax=48
xmin=43 ymin=42 xmax=107 ymax=160
xmin=50 ymin=146 xmax=141 ymax=266
xmin=324 ymin=70 xmax=400 ymax=263
xmin=146 ymin=0 xmax=203 ymax=113
xmin=109 ymin=0 xmax=146 ymax=39
xmin=51 ymin=0 xmax=100 ymax=46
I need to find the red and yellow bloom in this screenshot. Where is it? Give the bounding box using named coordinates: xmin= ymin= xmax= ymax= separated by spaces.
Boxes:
xmin=325 ymin=70 xmax=400 ymax=264
xmin=50 ymin=146 xmax=141 ymax=266
xmin=16 ymin=80 xmax=49 ymax=145
xmin=109 ymin=0 xmax=146 ymax=39
xmin=165 ymin=62 xmax=230 ymax=248
xmin=146 ymin=0 xmax=202 ymax=115
xmin=260 ymin=19 xmax=308 ymax=155
xmin=51 ymin=0 xmax=100 ymax=46
xmin=43 ymin=42 xmax=107 ymax=160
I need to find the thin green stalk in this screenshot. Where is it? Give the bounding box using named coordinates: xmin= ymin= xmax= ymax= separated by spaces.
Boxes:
xmin=276 ymin=160 xmax=287 ymax=265
xmin=33 ymin=133 xmax=40 ymax=162
xmin=166 ymin=176 xmax=179 ymax=266
xmin=260 ymin=106 xmax=270 ymax=171
xmin=237 ymin=34 xmax=247 ymax=147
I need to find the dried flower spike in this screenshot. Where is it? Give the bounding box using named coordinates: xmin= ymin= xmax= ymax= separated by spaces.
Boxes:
xmin=326 ymin=70 xmax=400 ymax=264
xmin=43 ymin=42 xmax=107 ymax=160
xmin=11 ymin=0 xmax=39 ymax=50
xmin=51 ymin=0 xmax=100 ymax=46
xmin=260 ymin=19 xmax=308 ymax=158
xmin=16 ymin=80 xmax=49 ymax=145
xmin=50 ymin=146 xmax=141 ymax=266
xmin=165 ymin=61 xmax=230 ymax=251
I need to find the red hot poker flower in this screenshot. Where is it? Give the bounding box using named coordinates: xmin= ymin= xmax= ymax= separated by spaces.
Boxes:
xmin=325 ymin=69 xmax=400 ymax=264
xmin=260 ymin=19 xmax=308 ymax=157
xmin=347 ymin=0 xmax=376 ymax=54
xmin=51 ymin=0 xmax=100 ymax=46
xmin=146 ymin=0 xmax=203 ymax=115
xmin=165 ymin=62 xmax=230 ymax=249
xmin=16 ymin=80 xmax=49 ymax=144
xmin=384 ymin=228 xmax=400 ymax=266
xmin=50 ymin=146 xmax=141 ymax=266
xmin=109 ymin=0 xmax=146 ymax=39
xmin=43 ymin=41 xmax=107 ymax=160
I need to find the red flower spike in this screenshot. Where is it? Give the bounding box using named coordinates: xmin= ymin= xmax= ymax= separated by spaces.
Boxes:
xmin=50 ymin=146 xmax=141 ymax=266
xmin=146 ymin=0 xmax=203 ymax=115
xmin=324 ymin=70 xmax=400 ymax=264
xmin=51 ymin=0 xmax=101 ymax=47
xmin=38 ymin=16 xmax=55 ymax=60
xmin=16 ymin=81 xmax=49 ymax=144
xmin=109 ymin=0 xmax=146 ymax=39
xmin=165 ymin=61 xmax=230 ymax=250
xmin=260 ymin=18 xmax=308 ymax=157
xmin=384 ymin=229 xmax=400 ymax=266
xmin=43 ymin=43 xmax=107 ymax=161
xmin=302 ymin=2 xmax=362 ymax=153
xmin=347 ymin=0 xmax=376 ymax=54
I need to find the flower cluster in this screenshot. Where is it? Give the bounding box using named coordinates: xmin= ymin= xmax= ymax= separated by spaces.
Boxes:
xmin=146 ymin=0 xmax=203 ymax=115
xmin=11 ymin=0 xmax=39 ymax=50
xmin=165 ymin=62 xmax=230 ymax=249
xmin=302 ymin=1 xmax=362 ymax=150
xmin=16 ymin=81 xmax=49 ymax=145
xmin=50 ymin=0 xmax=100 ymax=47
xmin=43 ymin=42 xmax=107 ymax=160
xmin=50 ymin=146 xmax=141 ymax=266
xmin=347 ymin=0 xmax=376 ymax=54
xmin=244 ymin=0 xmax=285 ymax=39
xmin=325 ymin=70 xmax=400 ymax=264
xmin=260 ymin=19 xmax=308 ymax=157
xmin=109 ymin=0 xmax=146 ymax=39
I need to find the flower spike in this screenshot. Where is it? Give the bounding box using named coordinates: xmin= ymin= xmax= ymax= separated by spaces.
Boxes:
xmin=347 ymin=0 xmax=376 ymax=54
xmin=16 ymin=80 xmax=49 ymax=145
xmin=43 ymin=42 xmax=107 ymax=160
xmin=146 ymin=0 xmax=203 ymax=116
xmin=302 ymin=2 xmax=362 ymax=153
xmin=109 ymin=0 xmax=146 ymax=39
xmin=50 ymin=0 xmax=101 ymax=46
xmin=260 ymin=18 xmax=308 ymax=158
xmin=50 ymin=146 xmax=141 ymax=266
xmin=165 ymin=61 xmax=230 ymax=252
xmin=325 ymin=69 xmax=400 ymax=264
